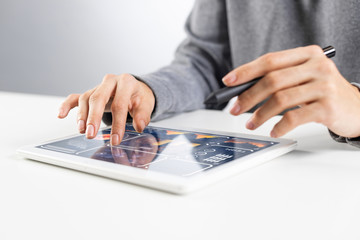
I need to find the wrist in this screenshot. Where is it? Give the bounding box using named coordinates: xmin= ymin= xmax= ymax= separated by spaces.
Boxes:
xmin=328 ymin=82 xmax=360 ymax=148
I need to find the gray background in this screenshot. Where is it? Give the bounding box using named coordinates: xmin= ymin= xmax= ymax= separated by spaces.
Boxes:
xmin=0 ymin=0 xmax=193 ymax=96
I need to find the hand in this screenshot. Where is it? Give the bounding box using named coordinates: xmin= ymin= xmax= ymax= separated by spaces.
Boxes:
xmin=222 ymin=45 xmax=360 ymax=138
xmin=58 ymin=73 xmax=155 ymax=145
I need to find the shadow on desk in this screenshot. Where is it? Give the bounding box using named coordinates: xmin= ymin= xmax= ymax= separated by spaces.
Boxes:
xmin=295 ymin=133 xmax=360 ymax=153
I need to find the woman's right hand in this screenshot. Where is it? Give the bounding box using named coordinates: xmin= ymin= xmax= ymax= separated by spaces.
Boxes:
xmin=58 ymin=73 xmax=155 ymax=145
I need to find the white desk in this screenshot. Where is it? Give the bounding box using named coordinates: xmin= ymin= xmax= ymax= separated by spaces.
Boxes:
xmin=1 ymin=91 xmax=360 ymax=240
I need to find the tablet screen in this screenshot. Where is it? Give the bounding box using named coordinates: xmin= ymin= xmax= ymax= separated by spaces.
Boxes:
xmin=37 ymin=125 xmax=277 ymax=177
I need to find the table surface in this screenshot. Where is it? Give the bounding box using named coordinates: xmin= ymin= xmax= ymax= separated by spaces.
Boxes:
xmin=1 ymin=91 xmax=360 ymax=240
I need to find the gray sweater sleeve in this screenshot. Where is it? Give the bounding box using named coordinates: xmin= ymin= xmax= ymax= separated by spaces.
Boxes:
xmin=138 ymin=0 xmax=232 ymax=121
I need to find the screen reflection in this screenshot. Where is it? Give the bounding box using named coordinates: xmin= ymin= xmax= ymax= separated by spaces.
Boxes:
xmin=91 ymin=133 xmax=158 ymax=169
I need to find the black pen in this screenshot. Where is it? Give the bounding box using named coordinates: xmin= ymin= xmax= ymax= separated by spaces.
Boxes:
xmin=204 ymin=46 xmax=336 ymax=107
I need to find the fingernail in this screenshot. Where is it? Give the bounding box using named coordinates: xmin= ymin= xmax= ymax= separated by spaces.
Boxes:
xmin=86 ymin=124 xmax=95 ymax=138
xmin=78 ymin=120 xmax=85 ymax=132
xmin=246 ymin=120 xmax=255 ymax=130
xmin=270 ymin=130 xmax=277 ymax=138
xmin=230 ymin=104 xmax=241 ymax=115
xmin=111 ymin=134 xmax=119 ymax=145
xmin=222 ymin=73 xmax=237 ymax=85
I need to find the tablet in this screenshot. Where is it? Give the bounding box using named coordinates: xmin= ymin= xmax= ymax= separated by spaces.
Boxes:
xmin=17 ymin=124 xmax=296 ymax=194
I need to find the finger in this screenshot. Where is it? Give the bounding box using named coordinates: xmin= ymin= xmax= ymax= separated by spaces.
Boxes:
xmin=58 ymin=94 xmax=80 ymax=118
xmin=130 ymin=81 xmax=155 ymax=133
xmin=104 ymin=97 xmax=114 ymax=112
xmin=77 ymin=89 xmax=95 ymax=133
xmin=230 ymin=61 xmax=315 ymax=116
xmin=110 ymin=78 xmax=134 ymax=145
xmin=86 ymin=76 xmax=117 ymax=139
xmin=130 ymin=95 xmax=153 ymax=133
xmin=246 ymin=81 xmax=323 ymax=130
xmin=270 ymin=102 xmax=325 ymax=138
xmin=223 ymin=45 xmax=324 ymax=86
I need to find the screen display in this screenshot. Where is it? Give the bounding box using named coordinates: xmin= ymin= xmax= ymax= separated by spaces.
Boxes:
xmin=37 ymin=124 xmax=278 ymax=177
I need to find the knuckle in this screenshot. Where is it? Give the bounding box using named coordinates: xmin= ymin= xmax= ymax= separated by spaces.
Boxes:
xmin=238 ymin=92 xmax=252 ymax=107
xmin=306 ymin=45 xmax=323 ymax=55
xmin=237 ymin=91 xmax=258 ymax=112
xmin=120 ymin=73 xmax=133 ymax=78
xmin=79 ymin=91 xmax=92 ymax=103
xmin=261 ymin=52 xmax=278 ymax=68
xmin=320 ymin=80 xmax=337 ymax=94
xmin=102 ymin=74 xmax=117 ymax=82
xmin=119 ymin=73 xmax=135 ymax=82
xmin=78 ymin=93 xmax=87 ymax=102
xmin=264 ymin=72 xmax=281 ymax=89
xmin=111 ymin=101 xmax=127 ymax=113
xmin=283 ymin=111 xmax=298 ymax=127
xmin=316 ymin=58 xmax=336 ymax=74
xmin=326 ymin=58 xmax=337 ymax=71
xmin=253 ymin=109 xmax=265 ymax=121
xmin=88 ymin=93 xmax=104 ymax=105
xmin=272 ymin=91 xmax=288 ymax=108
xmin=67 ymin=93 xmax=78 ymax=100
xmin=117 ymin=73 xmax=137 ymax=90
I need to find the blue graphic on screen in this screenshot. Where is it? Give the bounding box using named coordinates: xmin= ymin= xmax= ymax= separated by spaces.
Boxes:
xmin=37 ymin=124 xmax=277 ymax=176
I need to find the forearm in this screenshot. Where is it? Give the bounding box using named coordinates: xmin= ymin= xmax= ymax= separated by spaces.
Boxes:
xmin=138 ymin=0 xmax=232 ymax=121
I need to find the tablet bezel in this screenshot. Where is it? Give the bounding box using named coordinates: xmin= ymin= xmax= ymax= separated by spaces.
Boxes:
xmin=17 ymin=124 xmax=296 ymax=194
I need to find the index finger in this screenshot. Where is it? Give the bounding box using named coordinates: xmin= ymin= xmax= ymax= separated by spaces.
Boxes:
xmin=86 ymin=77 xmax=117 ymax=139
xmin=222 ymin=45 xmax=324 ymax=86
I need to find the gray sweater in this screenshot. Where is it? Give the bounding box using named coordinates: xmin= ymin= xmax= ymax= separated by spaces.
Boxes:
xmin=105 ymin=0 xmax=360 ymax=146
xmin=139 ymin=0 xmax=360 ymax=120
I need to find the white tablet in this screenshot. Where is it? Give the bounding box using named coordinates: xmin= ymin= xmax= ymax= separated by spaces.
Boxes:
xmin=17 ymin=124 xmax=296 ymax=194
